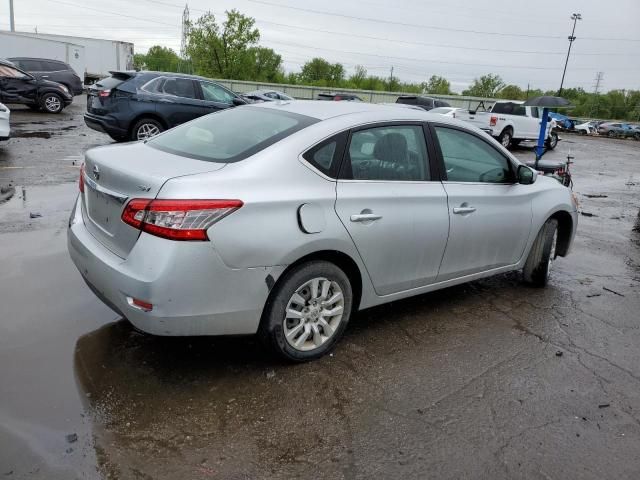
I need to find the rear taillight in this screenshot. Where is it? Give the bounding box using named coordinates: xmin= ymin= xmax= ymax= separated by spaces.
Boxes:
xmin=79 ymin=163 xmax=85 ymax=193
xmin=490 ymin=116 xmax=497 ymax=127
xmin=98 ymin=89 xmax=111 ymax=97
xmin=121 ymin=199 xmax=243 ymax=241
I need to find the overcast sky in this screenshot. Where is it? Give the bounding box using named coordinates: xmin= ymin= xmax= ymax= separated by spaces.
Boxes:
xmin=2 ymin=0 xmax=639 ymax=92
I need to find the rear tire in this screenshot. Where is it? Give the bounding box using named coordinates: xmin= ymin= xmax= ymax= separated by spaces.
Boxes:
xmin=130 ymin=118 xmax=164 ymax=141
xmin=546 ymin=131 xmax=558 ymax=150
xmin=523 ymin=219 xmax=558 ymax=287
xmin=498 ymin=128 xmax=512 ymax=148
xmin=608 ymin=130 xmax=616 ymax=138
xmin=260 ymin=261 xmax=353 ymax=362
xmin=40 ymin=93 xmax=64 ymax=114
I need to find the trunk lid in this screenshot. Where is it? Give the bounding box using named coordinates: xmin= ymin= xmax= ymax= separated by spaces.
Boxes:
xmin=81 ymin=142 xmax=226 ymax=258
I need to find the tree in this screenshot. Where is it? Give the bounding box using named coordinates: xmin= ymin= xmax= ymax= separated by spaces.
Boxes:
xmin=186 ymin=10 xmax=260 ymax=80
xmin=349 ymin=65 xmax=368 ymax=88
xmin=462 ymin=74 xmax=505 ymax=97
xmin=133 ymin=46 xmax=180 ymax=72
xmin=497 ymin=84 xmax=525 ymax=100
xmin=422 ymin=75 xmax=451 ymax=95
xmin=299 ymin=58 xmax=344 ymax=86
xmin=247 ymin=47 xmax=284 ymax=82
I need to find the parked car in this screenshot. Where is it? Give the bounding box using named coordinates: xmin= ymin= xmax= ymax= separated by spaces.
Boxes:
xmin=395 ymin=95 xmax=451 ymax=111
xmin=84 ymin=71 xmax=247 ymax=142
xmin=317 ymin=92 xmax=363 ymax=102
xmin=8 ymin=57 xmax=84 ymax=95
xmin=0 ymin=102 xmax=9 ymax=141
xmin=0 ymin=59 xmax=73 ymax=113
xmin=597 ymin=122 xmax=634 ymax=138
xmin=456 ymin=100 xmax=558 ymax=149
xmin=242 ymin=89 xmax=294 ymax=102
xmin=68 ymin=101 xmax=578 ymax=362
xmin=630 ymin=125 xmax=640 ymax=140
xmin=429 ymin=107 xmax=463 ymax=117
xmin=574 ymin=121 xmax=596 ymax=135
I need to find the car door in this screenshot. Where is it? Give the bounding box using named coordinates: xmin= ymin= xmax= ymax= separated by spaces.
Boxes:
xmin=196 ymin=80 xmax=236 ymax=113
xmin=432 ymin=124 xmax=534 ymax=281
xmin=0 ymin=64 xmax=37 ymax=104
xmin=153 ymin=77 xmax=203 ymax=128
xmin=335 ymin=123 xmax=450 ymax=296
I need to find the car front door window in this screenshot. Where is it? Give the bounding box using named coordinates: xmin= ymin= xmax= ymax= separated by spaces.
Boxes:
xmin=162 ymin=78 xmax=197 ymax=99
xmin=200 ymin=81 xmax=235 ymax=104
xmin=435 ymin=127 xmax=512 ymax=183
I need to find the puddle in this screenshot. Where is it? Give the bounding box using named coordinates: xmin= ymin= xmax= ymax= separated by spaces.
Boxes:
xmin=11 ymin=131 xmax=52 ymax=139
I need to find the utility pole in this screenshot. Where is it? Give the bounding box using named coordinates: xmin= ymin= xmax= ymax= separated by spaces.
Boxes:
xmin=558 ymin=12 xmax=582 ymax=96
xmin=389 ymin=66 xmax=394 ymax=85
xmin=179 ymin=3 xmax=190 ymax=73
xmin=590 ymin=71 xmax=603 ymax=117
xmin=9 ymin=0 xmax=15 ymax=31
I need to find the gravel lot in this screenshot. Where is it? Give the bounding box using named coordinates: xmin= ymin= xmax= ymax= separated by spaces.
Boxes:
xmin=1 ymin=98 xmax=639 ymax=479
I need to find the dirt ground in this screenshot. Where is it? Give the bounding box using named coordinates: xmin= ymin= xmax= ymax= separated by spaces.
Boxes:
xmin=1 ymin=98 xmax=639 ymax=479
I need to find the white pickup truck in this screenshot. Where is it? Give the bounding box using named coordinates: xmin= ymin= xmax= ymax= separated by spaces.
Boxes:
xmin=456 ymin=100 xmax=558 ymax=149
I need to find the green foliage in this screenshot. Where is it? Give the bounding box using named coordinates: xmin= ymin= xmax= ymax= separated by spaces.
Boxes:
xmin=422 ymin=75 xmax=452 ymax=95
xmin=134 ymin=46 xmax=180 ymax=72
xmin=462 ymin=74 xmax=505 ymax=97
xmin=186 ymin=10 xmax=282 ymax=81
xmin=299 ymin=58 xmax=345 ymax=86
xmin=497 ymin=84 xmax=525 ymax=100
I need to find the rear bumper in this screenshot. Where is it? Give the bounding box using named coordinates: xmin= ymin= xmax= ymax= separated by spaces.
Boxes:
xmin=67 ymin=195 xmax=275 ymax=336
xmin=84 ymin=113 xmax=128 ymax=138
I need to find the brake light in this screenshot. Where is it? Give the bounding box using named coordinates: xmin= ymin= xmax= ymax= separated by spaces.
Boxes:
xmin=98 ymin=89 xmax=111 ymax=97
xmin=121 ymin=199 xmax=243 ymax=241
xmin=334 ymin=96 xmax=342 ymax=101
xmin=79 ymin=163 xmax=85 ymax=193
xmin=490 ymin=116 xmax=497 ymax=127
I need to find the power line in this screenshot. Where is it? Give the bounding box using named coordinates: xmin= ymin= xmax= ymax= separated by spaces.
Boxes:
xmin=42 ymin=0 xmax=179 ymax=27
xmin=254 ymin=19 xmax=638 ymax=58
xmin=261 ymin=38 xmax=638 ymax=72
xmin=247 ymin=0 xmax=640 ymax=42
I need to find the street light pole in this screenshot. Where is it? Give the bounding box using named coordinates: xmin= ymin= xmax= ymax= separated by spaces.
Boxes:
xmin=9 ymin=0 xmax=15 ymax=31
xmin=558 ymin=13 xmax=582 ymax=96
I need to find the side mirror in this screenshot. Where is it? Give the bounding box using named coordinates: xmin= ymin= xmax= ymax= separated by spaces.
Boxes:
xmin=232 ymin=97 xmax=247 ymax=106
xmin=517 ymin=165 xmax=536 ymax=185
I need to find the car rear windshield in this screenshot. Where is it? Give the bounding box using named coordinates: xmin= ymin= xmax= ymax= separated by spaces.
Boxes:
xmin=147 ymin=107 xmax=318 ymax=163
xmin=491 ymin=102 xmax=526 ymax=116
xmin=94 ymin=75 xmax=127 ymax=90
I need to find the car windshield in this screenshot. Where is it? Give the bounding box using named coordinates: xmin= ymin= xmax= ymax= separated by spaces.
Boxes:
xmin=147 ymin=107 xmax=318 ymax=163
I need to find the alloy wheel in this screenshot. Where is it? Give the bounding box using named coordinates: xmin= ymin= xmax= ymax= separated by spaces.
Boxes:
xmin=283 ymin=277 xmax=344 ymax=352
xmin=136 ymin=123 xmax=160 ymax=140
xmin=44 ymin=95 xmax=61 ymax=112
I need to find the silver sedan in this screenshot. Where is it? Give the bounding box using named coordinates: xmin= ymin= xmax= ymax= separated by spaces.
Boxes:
xmin=68 ymin=101 xmax=578 ymax=361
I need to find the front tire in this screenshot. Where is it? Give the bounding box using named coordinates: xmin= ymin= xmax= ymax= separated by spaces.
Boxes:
xmin=523 ymin=219 xmax=558 ymax=287
xmin=41 ymin=93 xmax=64 ymax=113
xmin=260 ymin=261 xmax=353 ymax=362
xmin=130 ymin=118 xmax=164 ymax=141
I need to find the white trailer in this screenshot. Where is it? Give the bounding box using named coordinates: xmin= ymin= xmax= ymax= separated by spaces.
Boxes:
xmin=0 ymin=31 xmax=134 ymax=83
xmin=0 ymin=30 xmax=86 ymax=78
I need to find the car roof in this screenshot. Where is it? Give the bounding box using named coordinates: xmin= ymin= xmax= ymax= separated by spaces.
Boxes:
xmin=8 ymin=57 xmax=68 ymax=63
xmin=248 ymin=99 xmax=467 ymax=124
xmin=119 ymin=70 xmax=219 ymax=82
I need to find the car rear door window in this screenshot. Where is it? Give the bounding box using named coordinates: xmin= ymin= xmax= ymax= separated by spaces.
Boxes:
xmin=162 ymin=77 xmax=197 ymax=99
xmin=341 ymin=125 xmax=430 ymax=181
xmin=434 ymin=127 xmax=513 ymax=183
xmin=199 ymin=81 xmax=235 ymax=103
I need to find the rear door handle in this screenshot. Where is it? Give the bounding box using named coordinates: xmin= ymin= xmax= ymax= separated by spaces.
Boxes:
xmin=350 ymin=213 xmax=382 ymax=222
xmin=453 ymin=206 xmax=476 ymax=214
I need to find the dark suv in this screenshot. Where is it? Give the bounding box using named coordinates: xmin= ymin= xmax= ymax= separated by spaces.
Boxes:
xmin=8 ymin=57 xmax=84 ymax=95
xmin=0 ymin=59 xmax=73 ymax=113
xmin=317 ymin=92 xmax=363 ymax=101
xmin=395 ymin=95 xmax=450 ymax=111
xmin=85 ymin=71 xmax=247 ymax=141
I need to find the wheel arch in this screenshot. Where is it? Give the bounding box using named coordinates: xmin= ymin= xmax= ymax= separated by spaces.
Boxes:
xmin=549 ymin=210 xmax=573 ymax=257
xmin=260 ymin=249 xmax=364 ymax=328
xmin=129 ymin=112 xmax=168 ymax=133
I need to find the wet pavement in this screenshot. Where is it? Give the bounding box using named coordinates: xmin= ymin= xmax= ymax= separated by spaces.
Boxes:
xmin=1 ymin=103 xmax=639 ymax=479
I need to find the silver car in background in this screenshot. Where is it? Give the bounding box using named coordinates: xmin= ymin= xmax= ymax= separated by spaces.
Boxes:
xmin=68 ymin=101 xmax=578 ymax=361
